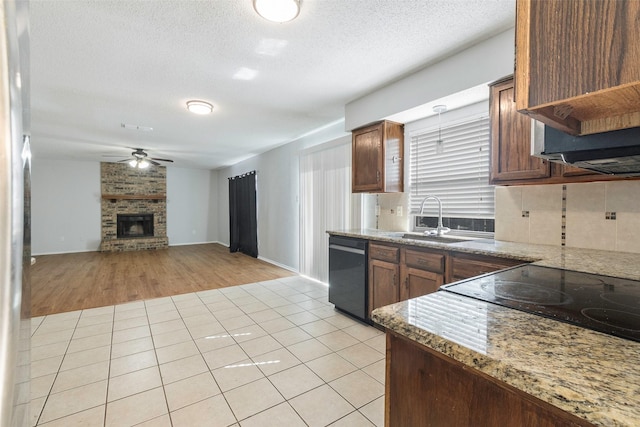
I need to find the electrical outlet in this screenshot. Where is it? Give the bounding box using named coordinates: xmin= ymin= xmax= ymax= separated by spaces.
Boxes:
xmin=397 ymin=206 xmax=403 ymax=217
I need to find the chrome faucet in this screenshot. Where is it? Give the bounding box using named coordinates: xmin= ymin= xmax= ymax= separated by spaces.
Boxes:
xmin=418 ymin=195 xmax=450 ymax=237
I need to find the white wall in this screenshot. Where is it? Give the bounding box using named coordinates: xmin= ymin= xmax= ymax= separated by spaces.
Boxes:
xmin=31 ymin=158 xmax=101 ymax=254
xmin=31 ymin=159 xmax=219 ymax=254
xmin=345 ymin=28 xmax=514 ymax=131
xmin=216 ymin=120 xmax=350 ymax=271
xmin=166 ymin=167 xmax=218 ymax=245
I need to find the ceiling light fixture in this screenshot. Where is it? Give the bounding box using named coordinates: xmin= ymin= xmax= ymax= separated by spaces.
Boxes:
xmin=129 ymin=159 xmax=150 ymax=169
xmin=186 ymin=100 xmax=213 ymax=115
xmin=253 ymin=0 xmax=300 ymax=23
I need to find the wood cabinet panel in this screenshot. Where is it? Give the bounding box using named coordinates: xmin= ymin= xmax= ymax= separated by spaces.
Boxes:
xmin=386 ymin=332 xmax=596 ymax=427
xmin=369 ymin=259 xmax=399 ymax=314
xmin=352 ymin=120 xmax=404 ymax=193
xmin=401 ymin=267 xmax=443 ymax=301
xmin=403 ymin=249 xmax=444 ymax=274
xmin=369 ymin=243 xmax=399 ymax=263
xmin=352 ymin=126 xmax=383 ymax=192
xmin=448 ymin=252 xmax=523 ymax=283
xmin=490 ymin=77 xmax=551 ymax=183
xmin=515 ymin=0 xmax=640 ymax=135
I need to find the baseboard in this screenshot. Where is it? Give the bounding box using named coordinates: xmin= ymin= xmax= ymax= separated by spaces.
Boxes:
xmin=31 ymin=248 xmax=98 ymax=256
xmin=168 ymin=241 xmax=219 ymax=247
xmin=257 ymin=255 xmax=299 ymax=274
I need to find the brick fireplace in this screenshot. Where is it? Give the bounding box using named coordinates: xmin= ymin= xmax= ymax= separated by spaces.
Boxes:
xmin=100 ymin=162 xmax=169 ymax=252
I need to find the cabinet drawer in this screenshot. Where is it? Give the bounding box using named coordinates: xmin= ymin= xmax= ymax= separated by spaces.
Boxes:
xmin=404 ymin=249 xmax=444 ymax=273
xmin=451 ymin=254 xmax=523 ymax=281
xmin=369 ymin=243 xmax=399 ymax=263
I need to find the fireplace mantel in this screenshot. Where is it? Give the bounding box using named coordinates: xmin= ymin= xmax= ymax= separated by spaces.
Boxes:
xmin=102 ymin=194 xmax=166 ymax=200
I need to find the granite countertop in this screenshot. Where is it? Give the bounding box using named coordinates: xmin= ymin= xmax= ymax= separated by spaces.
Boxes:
xmin=372 ymin=293 xmax=640 ymax=427
xmin=329 ymin=229 xmax=640 ymax=426
xmin=329 ymin=228 xmax=640 ymax=281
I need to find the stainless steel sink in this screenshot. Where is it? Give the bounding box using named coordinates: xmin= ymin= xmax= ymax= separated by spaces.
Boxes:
xmin=400 ymin=233 xmax=470 ymax=243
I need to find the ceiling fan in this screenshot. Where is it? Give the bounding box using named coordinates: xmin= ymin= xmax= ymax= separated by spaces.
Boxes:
xmin=107 ymin=148 xmax=174 ymax=169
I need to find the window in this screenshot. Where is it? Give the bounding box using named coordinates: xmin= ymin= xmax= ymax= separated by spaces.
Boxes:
xmin=409 ymin=113 xmax=494 ymax=234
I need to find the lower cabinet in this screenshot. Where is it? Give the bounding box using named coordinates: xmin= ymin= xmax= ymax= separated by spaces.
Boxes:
xmin=385 ymin=332 xmax=596 ymax=427
xmin=367 ymin=241 xmax=529 ymax=319
xmin=448 ymin=252 xmax=524 ymax=283
xmin=401 ymin=248 xmax=444 ymax=300
xmin=368 ymin=243 xmax=445 ymax=317
xmin=369 ymin=258 xmax=399 ymax=312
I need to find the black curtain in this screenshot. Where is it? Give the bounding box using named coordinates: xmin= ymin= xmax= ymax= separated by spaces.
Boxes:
xmin=228 ymin=171 xmax=258 ymax=258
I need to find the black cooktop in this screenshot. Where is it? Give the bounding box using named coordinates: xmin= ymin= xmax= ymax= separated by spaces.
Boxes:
xmin=441 ymin=264 xmax=640 ymax=343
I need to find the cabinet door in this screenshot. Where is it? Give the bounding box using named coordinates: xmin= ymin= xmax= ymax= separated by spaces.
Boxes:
xmin=401 ymin=267 xmax=443 ymax=301
xmin=369 ymin=259 xmax=399 ymax=314
xmin=515 ymin=0 xmax=640 ymax=135
xmin=490 ymin=78 xmax=551 ymax=183
xmin=352 ymin=124 xmax=383 ymax=192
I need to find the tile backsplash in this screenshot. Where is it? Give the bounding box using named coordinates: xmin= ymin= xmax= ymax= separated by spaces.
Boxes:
xmin=368 ymin=192 xmax=410 ymax=231
xmin=495 ymin=180 xmax=640 ymax=254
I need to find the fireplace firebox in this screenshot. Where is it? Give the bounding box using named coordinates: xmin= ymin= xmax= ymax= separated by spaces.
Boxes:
xmin=117 ymin=214 xmax=154 ymax=238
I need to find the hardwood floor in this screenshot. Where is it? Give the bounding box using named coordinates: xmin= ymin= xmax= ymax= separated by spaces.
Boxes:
xmin=30 ymin=243 xmax=295 ymax=317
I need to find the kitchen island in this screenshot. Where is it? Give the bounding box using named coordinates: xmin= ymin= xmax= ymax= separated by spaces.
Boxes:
xmin=329 ymin=229 xmax=640 ymax=426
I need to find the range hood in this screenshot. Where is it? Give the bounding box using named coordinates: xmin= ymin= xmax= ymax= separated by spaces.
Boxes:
xmin=531 ymin=121 xmax=640 ymax=176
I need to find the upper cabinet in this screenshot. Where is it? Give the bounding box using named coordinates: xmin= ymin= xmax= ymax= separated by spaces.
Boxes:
xmin=352 ymin=120 xmax=404 ymax=193
xmin=515 ymin=0 xmax=640 ymax=135
xmin=490 ymin=77 xmax=550 ymax=183
xmin=489 ymin=76 xmax=624 ymax=185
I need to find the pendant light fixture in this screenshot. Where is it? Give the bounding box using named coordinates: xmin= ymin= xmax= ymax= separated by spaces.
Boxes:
xmin=433 ymin=105 xmax=447 ymax=154
xmin=253 ymin=0 xmax=300 ymax=23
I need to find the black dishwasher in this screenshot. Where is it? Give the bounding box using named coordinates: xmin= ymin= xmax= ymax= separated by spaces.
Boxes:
xmin=328 ymin=236 xmax=368 ymax=323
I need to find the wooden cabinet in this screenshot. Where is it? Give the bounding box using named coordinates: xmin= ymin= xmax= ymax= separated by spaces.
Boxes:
xmin=369 ymin=259 xmax=399 ymax=313
xmin=400 ymin=248 xmax=444 ymax=300
xmin=447 ymin=252 xmax=523 ymax=283
xmin=515 ymin=0 xmax=640 ymax=135
xmin=368 ymin=243 xmax=444 ymax=317
xmin=489 ymin=77 xmax=551 ymax=184
xmin=352 ymin=120 xmax=404 ymax=193
xmin=385 ymin=332 xmax=596 ymax=427
xmin=489 ymin=76 xmax=632 ymax=186
xmin=369 ymin=243 xmax=400 ymax=315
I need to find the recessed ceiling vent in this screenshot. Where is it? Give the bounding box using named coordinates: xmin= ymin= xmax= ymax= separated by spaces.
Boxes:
xmin=121 ymin=123 xmax=153 ymax=132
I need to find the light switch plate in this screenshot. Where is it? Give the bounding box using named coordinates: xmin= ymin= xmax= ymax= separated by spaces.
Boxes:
xmin=397 ymin=206 xmax=403 ymax=217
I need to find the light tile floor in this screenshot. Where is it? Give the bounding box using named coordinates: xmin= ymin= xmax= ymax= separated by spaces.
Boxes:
xmin=30 ymin=276 xmax=386 ymax=427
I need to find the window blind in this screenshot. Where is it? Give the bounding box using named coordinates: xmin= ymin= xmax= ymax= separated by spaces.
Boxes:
xmin=409 ymin=114 xmax=494 ymax=219
xmin=299 ymin=141 xmax=353 ymax=283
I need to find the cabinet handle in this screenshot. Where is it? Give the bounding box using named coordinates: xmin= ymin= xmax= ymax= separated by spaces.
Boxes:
xmin=418 ymin=259 xmax=427 ymax=265
xmin=393 ymin=274 xmax=397 ymax=285
xmin=404 ymin=277 xmax=408 ymax=289
xmin=377 ymin=170 xmax=380 ymax=182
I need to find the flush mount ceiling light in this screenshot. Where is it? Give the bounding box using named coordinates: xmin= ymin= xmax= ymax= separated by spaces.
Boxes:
xmin=186 ymin=100 xmax=213 ymax=115
xmin=253 ymin=0 xmax=300 ymax=23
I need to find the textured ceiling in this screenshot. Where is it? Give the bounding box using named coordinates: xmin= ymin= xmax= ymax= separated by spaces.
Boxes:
xmin=29 ymin=0 xmax=515 ymax=169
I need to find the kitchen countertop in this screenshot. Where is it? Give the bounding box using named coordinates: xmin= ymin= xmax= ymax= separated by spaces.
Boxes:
xmin=329 ymin=228 xmax=640 ymax=281
xmin=329 ymin=229 xmax=640 ymax=426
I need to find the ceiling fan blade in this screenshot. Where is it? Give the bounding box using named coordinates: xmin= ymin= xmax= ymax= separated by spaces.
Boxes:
xmin=102 ymin=154 xmax=127 ymax=157
xmin=116 ymin=159 xmax=131 ymax=163
xmin=149 ymin=160 xmax=161 ymax=166
xmin=150 ymin=157 xmax=174 ymax=162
